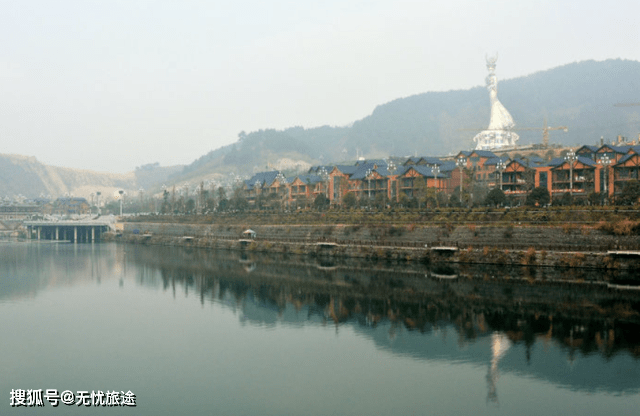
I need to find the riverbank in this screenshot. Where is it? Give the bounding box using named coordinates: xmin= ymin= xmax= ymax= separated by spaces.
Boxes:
xmin=112 ymin=221 xmax=640 ymax=274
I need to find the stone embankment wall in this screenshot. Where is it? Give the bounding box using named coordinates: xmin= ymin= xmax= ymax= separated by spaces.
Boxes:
xmin=118 ymin=222 xmax=640 ymax=272
xmin=122 ymin=222 xmax=639 ymax=251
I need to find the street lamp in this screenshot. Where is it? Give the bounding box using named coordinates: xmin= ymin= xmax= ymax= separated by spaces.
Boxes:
xmin=138 ymin=188 xmax=144 ymax=212
xmin=275 ymin=172 xmax=287 ymax=210
xmin=194 ymin=183 xmax=202 ymax=214
xmin=496 ymin=160 xmax=507 ymax=191
xmin=456 ymin=157 xmax=467 ymax=204
xmin=387 ymin=159 xmax=396 ymax=174
xmin=564 ymin=150 xmax=578 ymax=197
xmin=598 ymin=154 xmax=611 ymax=201
xmin=365 ymin=168 xmax=373 ymax=199
xmin=118 ymin=190 xmax=124 ymax=216
xmin=432 ymin=165 xmax=440 ymax=191
xmin=318 ymin=167 xmax=330 ymax=198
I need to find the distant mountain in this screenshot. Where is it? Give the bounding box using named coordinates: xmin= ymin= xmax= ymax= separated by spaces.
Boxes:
xmin=0 ymin=154 xmax=182 ymax=199
xmin=166 ymin=59 xmax=640 ymax=185
xmin=4 ymin=59 xmax=639 ymax=196
xmin=350 ymin=59 xmax=640 ymax=156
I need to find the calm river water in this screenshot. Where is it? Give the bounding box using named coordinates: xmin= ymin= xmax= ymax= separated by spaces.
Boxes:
xmin=1 ymin=241 xmax=639 ymax=415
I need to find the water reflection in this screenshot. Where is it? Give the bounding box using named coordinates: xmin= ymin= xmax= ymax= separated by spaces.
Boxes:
xmin=1 ymin=242 xmax=640 ymax=406
xmin=128 ymin=245 xmax=640 ymax=398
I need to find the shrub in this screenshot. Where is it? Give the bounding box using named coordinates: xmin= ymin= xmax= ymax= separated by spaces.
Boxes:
xmin=561 ymin=223 xmax=575 ymax=234
xmin=524 ymin=247 xmax=536 ymax=265
xmin=504 ymin=225 xmax=514 ymax=239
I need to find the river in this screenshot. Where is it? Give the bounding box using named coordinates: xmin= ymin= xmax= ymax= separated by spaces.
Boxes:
xmin=1 ymin=241 xmax=639 ymax=415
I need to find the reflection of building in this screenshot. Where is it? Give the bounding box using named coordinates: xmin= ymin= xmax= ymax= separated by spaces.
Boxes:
xmin=122 ymin=244 xmax=640 ymax=395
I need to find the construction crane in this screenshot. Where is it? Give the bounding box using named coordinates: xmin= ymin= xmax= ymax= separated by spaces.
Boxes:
xmin=516 ymin=119 xmax=568 ymax=147
xmin=458 ymin=119 xmax=568 ymax=147
xmin=614 ymin=103 xmax=640 ymax=107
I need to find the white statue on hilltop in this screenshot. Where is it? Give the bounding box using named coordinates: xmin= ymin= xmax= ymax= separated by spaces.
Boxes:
xmin=473 ymin=54 xmax=519 ymax=150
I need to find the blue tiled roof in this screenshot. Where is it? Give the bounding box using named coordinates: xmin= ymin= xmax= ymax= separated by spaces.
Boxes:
xmin=617 ymin=153 xmax=635 ymax=165
xmin=403 ymin=156 xmax=444 ymax=166
xmin=295 ymin=174 xmax=322 ymax=184
xmin=547 ymin=158 xmax=565 ymax=167
xmin=577 ymin=156 xmax=597 ymax=167
xmin=354 ymin=159 xmax=387 ymax=168
xmin=403 ymin=157 xmax=422 ymax=165
xmin=511 ymin=158 xmax=531 ymax=168
xmin=577 ymin=145 xmax=599 ymax=153
xmin=245 ymin=171 xmax=281 ymax=189
xmin=421 ymin=157 xmax=444 ymax=165
xmin=438 ymin=161 xmax=457 ymax=172
xmin=334 ymin=165 xmax=358 ymax=175
xmin=285 ymin=175 xmax=322 ymax=185
xmin=528 ymin=156 xmax=545 ymax=165
xmin=375 ymin=167 xmax=392 ymax=177
xmin=548 ymin=156 xmax=597 ymax=168
xmin=395 ymin=165 xmax=411 ymax=176
xmin=401 ymin=165 xmax=450 ymax=179
xmin=484 ymin=156 xmax=510 ymax=166
xmin=472 ymin=150 xmax=497 ymax=158
xmin=601 ymin=145 xmax=632 ymax=153
xmin=308 ymin=165 xmax=333 ymax=174
xmin=350 ymin=163 xmax=378 ymax=180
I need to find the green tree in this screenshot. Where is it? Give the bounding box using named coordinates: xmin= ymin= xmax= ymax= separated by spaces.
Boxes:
xmin=484 ymin=188 xmax=506 ymax=207
xmin=372 ymin=192 xmax=387 ymax=210
xmin=587 ymin=191 xmax=603 ymax=206
xmin=161 ymin=190 xmax=171 ymax=214
xmin=217 ymin=198 xmax=229 ymax=211
xmin=185 ymin=198 xmax=195 ymax=214
xmin=230 ymin=187 xmax=248 ymax=212
xmin=414 ymin=177 xmax=428 ymax=208
xmin=616 ymin=180 xmax=640 ymax=205
xmin=554 ymin=192 xmax=573 ymax=206
xmin=526 ymin=187 xmax=550 ymax=206
xmin=313 ymin=193 xmax=330 ymax=210
xmin=217 ymin=187 xmax=227 ymax=201
xmin=342 ymin=192 xmax=357 ymax=209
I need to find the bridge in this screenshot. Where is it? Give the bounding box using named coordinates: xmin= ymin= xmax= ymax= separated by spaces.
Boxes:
xmin=23 ymin=219 xmax=114 ymax=243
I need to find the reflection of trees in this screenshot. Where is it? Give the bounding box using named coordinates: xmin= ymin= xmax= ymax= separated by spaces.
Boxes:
xmin=126 ymin=245 xmax=640 ymax=362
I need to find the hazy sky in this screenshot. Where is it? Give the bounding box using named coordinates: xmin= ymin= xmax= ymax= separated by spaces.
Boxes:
xmin=1 ymin=0 xmax=639 ymax=172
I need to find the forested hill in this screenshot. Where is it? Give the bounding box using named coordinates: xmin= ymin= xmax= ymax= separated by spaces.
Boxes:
xmin=0 ymin=154 xmax=182 ymax=198
xmin=6 ymin=59 xmax=637 ymax=197
xmin=350 ymin=59 xmax=640 ymax=156
xmin=178 ymin=59 xmax=640 ymax=180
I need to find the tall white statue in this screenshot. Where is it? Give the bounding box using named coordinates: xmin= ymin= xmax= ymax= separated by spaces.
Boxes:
xmin=473 ymin=55 xmax=519 ymax=150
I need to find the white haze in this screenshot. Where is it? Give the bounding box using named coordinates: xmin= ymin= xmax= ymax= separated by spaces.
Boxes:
xmin=1 ymin=0 xmax=638 ymax=172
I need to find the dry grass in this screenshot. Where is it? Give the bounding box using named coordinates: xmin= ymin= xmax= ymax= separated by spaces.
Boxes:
xmin=523 ymin=247 xmax=536 ymax=265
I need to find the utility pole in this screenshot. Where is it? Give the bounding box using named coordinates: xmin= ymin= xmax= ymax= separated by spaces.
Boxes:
xmin=598 ymin=155 xmax=611 ymax=203
xmin=496 ymin=160 xmax=507 ymax=191
xmin=456 ymin=157 xmax=467 ymax=204
xmin=564 ymin=150 xmax=577 ymax=197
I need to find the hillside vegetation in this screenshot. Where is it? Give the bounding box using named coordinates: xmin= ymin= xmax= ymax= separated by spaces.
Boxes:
xmin=166 ymin=59 xmax=640 ymax=185
xmin=3 ymin=59 xmax=639 ymax=197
